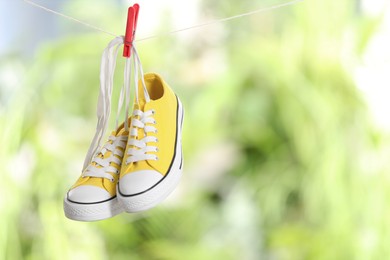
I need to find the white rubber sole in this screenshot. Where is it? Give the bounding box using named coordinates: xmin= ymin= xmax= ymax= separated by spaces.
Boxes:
xmin=117 ymin=97 xmax=184 ymax=213
xmin=63 ymin=196 xmax=123 ymax=221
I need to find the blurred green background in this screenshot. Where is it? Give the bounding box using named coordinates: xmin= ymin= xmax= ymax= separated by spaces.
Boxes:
xmin=1 ymin=0 xmax=390 ymax=259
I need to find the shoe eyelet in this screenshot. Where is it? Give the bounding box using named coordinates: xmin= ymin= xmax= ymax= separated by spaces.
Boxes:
xmin=154 ymin=129 xmax=158 ymax=133
xmin=155 ymin=157 xmax=159 ymax=161
xmin=151 ymin=110 xmax=156 ymax=115
xmin=110 ymin=178 xmax=115 ymax=183
xmin=155 ymin=138 xmax=159 ymax=142
xmin=155 ymin=147 xmax=159 ymax=152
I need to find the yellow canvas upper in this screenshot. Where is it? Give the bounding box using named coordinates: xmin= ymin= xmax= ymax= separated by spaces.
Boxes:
xmin=70 ymin=123 xmax=128 ymax=197
xmin=120 ymin=73 xmax=178 ymax=178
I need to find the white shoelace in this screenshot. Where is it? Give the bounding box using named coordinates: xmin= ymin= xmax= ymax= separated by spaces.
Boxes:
xmin=83 ymin=36 xmax=124 ymax=171
xmin=124 ymin=46 xmax=158 ymax=165
xmin=83 ymin=135 xmax=127 ymax=181
xmin=83 ymin=36 xmax=152 ymax=175
xmin=82 ymin=42 xmax=127 ymax=181
xmin=126 ymin=109 xmax=158 ymax=164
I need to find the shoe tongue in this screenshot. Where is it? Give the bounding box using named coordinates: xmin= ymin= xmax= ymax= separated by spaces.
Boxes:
xmin=134 ymin=100 xmax=147 ymax=112
xmin=113 ymin=117 xmax=131 ymax=136
xmin=138 ymin=99 xmax=146 ymax=110
xmin=116 ymin=128 xmax=128 ymax=136
xmin=136 ymin=77 xmax=150 ymax=110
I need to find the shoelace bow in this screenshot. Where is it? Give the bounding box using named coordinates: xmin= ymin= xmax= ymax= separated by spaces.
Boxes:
xmin=83 ymin=135 xmax=127 ymax=182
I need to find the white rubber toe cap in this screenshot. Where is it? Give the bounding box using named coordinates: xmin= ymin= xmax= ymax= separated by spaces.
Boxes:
xmin=119 ymin=170 xmax=163 ymax=195
xmin=67 ymin=185 xmax=112 ymax=203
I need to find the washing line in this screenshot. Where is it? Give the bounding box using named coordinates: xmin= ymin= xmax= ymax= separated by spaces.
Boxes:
xmin=24 ymin=0 xmax=304 ymax=42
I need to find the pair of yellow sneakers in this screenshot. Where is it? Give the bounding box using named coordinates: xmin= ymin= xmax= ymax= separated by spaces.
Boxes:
xmin=63 ymin=38 xmax=183 ymax=221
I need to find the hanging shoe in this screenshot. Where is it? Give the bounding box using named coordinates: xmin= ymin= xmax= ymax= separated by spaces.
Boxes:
xmin=64 ymin=126 xmax=128 ymax=221
xmin=64 ymin=36 xmax=129 ymax=221
xmin=118 ymin=73 xmax=184 ymax=212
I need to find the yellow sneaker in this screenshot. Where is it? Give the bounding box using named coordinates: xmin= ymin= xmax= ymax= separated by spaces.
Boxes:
xmin=63 ymin=36 xmax=128 ymax=221
xmin=118 ymin=73 xmax=184 ymax=212
xmin=64 ymin=125 xmax=128 ymax=221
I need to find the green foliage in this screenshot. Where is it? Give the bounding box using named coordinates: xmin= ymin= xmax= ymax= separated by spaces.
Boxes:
xmin=1 ymin=0 xmax=389 ymax=259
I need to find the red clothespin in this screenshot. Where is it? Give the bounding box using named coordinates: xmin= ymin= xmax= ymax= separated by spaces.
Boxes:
xmin=123 ymin=3 xmax=140 ymax=58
